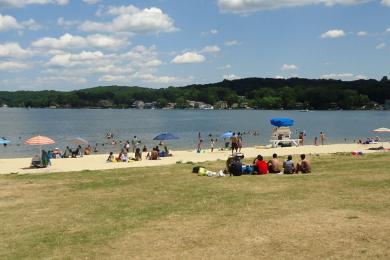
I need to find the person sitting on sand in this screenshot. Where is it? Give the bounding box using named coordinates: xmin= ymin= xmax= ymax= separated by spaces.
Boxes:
xmin=283 ymin=155 xmax=295 ymax=174
xmin=120 ymin=151 xmax=129 ymax=162
xmin=62 ymin=146 xmax=72 ymax=158
xmin=253 ymin=155 xmax=268 ymax=175
xmin=142 ymin=145 xmax=148 ymax=152
xmin=268 ymin=153 xmax=281 ymax=174
xmin=106 ymin=152 xmax=115 ymax=162
xmin=135 ymin=147 xmax=142 ymax=161
xmin=149 ymin=148 xmax=159 ymax=160
xmin=84 ymin=145 xmax=92 ymax=155
xmin=164 ymin=146 xmax=172 ymax=157
xmin=296 ymin=154 xmax=311 ymax=174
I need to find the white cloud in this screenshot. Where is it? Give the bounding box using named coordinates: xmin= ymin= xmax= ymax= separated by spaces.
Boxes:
xmin=386 ymin=26 xmax=390 ymax=32
xmin=281 ymin=64 xmax=298 ymax=70
xmin=37 ymin=76 xmax=87 ymax=84
xmin=0 ymin=0 xmax=68 ymax=8
xmin=0 ymin=42 xmax=32 ymax=58
xmin=0 ymin=14 xmax=21 ymax=31
xmin=79 ymin=5 xmax=177 ymax=34
xmin=201 ymin=45 xmax=221 ymax=54
xmin=202 ymin=29 xmax=219 ymax=36
xmin=98 ymin=74 xmax=183 ymax=85
xmin=0 ymin=14 xmax=41 ymax=32
xmin=218 ymin=64 xmax=232 ymax=70
xmin=83 ymin=0 xmax=100 ymax=5
xmin=381 ymin=0 xmax=390 ymax=6
xmin=171 ymin=52 xmax=206 ymax=64
xmin=57 ymin=17 xmax=80 ymax=28
xmin=355 ymin=74 xmax=368 ymax=80
xmin=376 ymin=43 xmax=386 ymax=49
xmin=321 ymin=29 xmax=346 ymax=38
xmin=225 ymin=40 xmax=240 ymax=46
xmin=0 ymin=61 xmax=29 ymax=71
xmin=223 ymin=74 xmax=240 ymax=80
xmin=320 ymin=73 xmax=367 ymax=80
xmin=31 ymin=33 xmax=128 ymax=50
xmin=47 ymin=51 xmax=105 ymax=67
xmin=218 ymin=0 xmax=370 ymax=13
xmin=21 ymin=19 xmax=41 ymax=30
xmin=357 ymin=31 xmax=368 ymax=36
xmin=44 ymin=45 xmax=173 ymax=86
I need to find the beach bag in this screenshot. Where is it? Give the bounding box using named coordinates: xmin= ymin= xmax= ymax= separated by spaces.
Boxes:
xmin=229 ymin=161 xmax=242 ymax=176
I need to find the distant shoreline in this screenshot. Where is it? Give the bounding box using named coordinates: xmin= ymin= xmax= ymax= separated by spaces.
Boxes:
xmin=1 ymin=107 xmax=388 ymax=111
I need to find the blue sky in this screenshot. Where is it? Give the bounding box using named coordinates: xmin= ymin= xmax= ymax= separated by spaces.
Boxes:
xmin=0 ymin=0 xmax=389 ymax=91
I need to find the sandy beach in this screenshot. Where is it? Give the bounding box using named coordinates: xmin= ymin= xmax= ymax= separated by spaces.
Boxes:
xmin=0 ymin=143 xmax=388 ymax=175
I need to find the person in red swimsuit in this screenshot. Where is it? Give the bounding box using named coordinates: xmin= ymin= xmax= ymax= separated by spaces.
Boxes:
xmin=253 ymin=154 xmax=268 ymax=175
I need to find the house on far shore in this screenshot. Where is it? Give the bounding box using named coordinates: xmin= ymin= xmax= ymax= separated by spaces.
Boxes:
xmin=214 ymin=101 xmax=228 ymax=109
xmin=132 ymin=100 xmax=145 ymax=109
xmin=144 ymin=102 xmax=157 ymax=109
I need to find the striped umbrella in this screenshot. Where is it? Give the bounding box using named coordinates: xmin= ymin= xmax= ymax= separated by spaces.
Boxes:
xmin=25 ymin=135 xmax=55 ymax=145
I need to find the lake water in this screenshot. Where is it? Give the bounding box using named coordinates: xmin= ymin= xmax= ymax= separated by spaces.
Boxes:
xmin=0 ymin=108 xmax=389 ymax=158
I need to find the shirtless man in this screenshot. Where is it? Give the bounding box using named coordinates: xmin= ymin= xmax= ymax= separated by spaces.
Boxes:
xmin=296 ymin=154 xmax=311 ymax=174
xmin=268 ymin=153 xmax=281 ymax=173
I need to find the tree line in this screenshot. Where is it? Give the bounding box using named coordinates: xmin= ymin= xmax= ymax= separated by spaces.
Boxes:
xmin=0 ymin=77 xmax=389 ymax=110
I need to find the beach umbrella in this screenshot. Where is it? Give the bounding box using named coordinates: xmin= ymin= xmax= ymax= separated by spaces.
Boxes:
xmin=69 ymin=137 xmax=88 ymax=145
xmin=372 ymin=127 xmax=390 ymax=145
xmin=221 ymin=132 xmax=233 ymax=138
xmin=0 ymin=138 xmax=10 ymax=145
xmin=373 ymin=127 xmax=390 ymax=133
xmin=25 ymin=135 xmax=55 ymax=145
xmin=153 ymin=133 xmax=179 ymax=141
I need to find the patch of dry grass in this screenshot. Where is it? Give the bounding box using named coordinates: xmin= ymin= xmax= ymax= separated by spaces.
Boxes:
xmin=0 ymin=153 xmax=389 ymax=259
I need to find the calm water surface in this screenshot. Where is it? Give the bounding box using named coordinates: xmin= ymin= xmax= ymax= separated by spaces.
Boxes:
xmin=0 ymin=108 xmax=389 ymax=158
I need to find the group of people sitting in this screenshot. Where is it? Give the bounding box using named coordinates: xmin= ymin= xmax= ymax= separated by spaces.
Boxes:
xmin=49 ymin=145 xmax=95 ymax=159
xmin=146 ymin=144 xmax=173 ymax=160
xmin=227 ymin=153 xmax=311 ymax=176
xmin=106 ymin=142 xmax=173 ymax=163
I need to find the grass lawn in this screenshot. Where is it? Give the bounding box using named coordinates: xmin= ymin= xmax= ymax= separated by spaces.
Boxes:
xmin=1 ymin=153 xmax=390 ymax=259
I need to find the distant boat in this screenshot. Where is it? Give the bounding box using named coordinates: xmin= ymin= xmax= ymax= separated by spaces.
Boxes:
xmin=300 ymin=109 xmax=310 ymax=112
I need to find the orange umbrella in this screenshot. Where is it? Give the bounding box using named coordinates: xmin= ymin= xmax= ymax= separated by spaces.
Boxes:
xmin=25 ymin=135 xmax=55 ymax=145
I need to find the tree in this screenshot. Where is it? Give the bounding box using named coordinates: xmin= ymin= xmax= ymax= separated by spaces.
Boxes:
xmin=156 ymin=98 xmax=168 ymax=108
xmin=175 ymin=97 xmax=187 ymax=108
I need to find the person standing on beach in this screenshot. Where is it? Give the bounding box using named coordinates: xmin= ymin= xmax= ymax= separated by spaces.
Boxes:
xmin=237 ymin=132 xmax=243 ymax=152
xmin=124 ymin=140 xmax=130 ymax=153
xmin=320 ymin=132 xmax=325 ymax=145
xmin=314 ymin=136 xmax=318 ymax=146
xmin=131 ymin=136 xmax=138 ymax=152
xmin=210 ymin=138 xmax=215 ymax=152
xmin=197 ymin=139 xmax=203 ymax=153
xmin=230 ymin=133 xmax=238 ymax=155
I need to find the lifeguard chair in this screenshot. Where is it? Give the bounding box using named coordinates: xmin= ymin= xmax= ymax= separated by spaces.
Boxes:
xmin=269 ymin=118 xmax=299 ymax=147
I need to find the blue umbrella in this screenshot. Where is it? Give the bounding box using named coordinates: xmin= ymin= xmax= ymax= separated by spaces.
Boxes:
xmin=153 ymin=133 xmax=179 ymax=141
xmin=221 ymin=132 xmax=233 ymax=138
xmin=270 ymin=118 xmax=294 ymax=127
xmin=0 ymin=138 xmax=10 ymax=145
